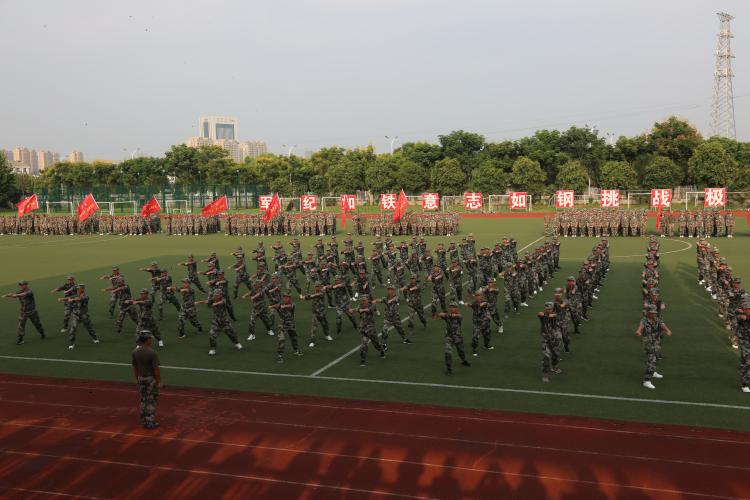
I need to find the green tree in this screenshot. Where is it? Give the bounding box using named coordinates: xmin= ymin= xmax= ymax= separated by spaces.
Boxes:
xmin=687 ymin=142 xmax=739 ymax=188
xmin=365 ymin=156 xmax=399 ymax=194
xmin=641 ymin=156 xmax=684 ymax=189
xmin=438 ymin=130 xmax=486 ymax=176
xmin=649 ymin=116 xmax=703 ymax=171
xmin=400 ymin=142 xmax=443 ymax=170
xmin=557 ymin=126 xmax=609 ymax=182
xmin=430 ymin=158 xmax=466 ymax=195
xmin=510 ymin=156 xmax=546 ymax=196
xmin=327 ymin=160 xmax=365 ymax=193
xmin=555 ymin=160 xmax=589 ymax=193
xmin=599 ymin=160 xmax=638 ymax=190
xmin=396 ymin=158 xmax=429 ymax=193
xmin=517 ymin=130 xmax=568 ymax=182
xmin=470 ymin=161 xmax=508 ymax=193
xmin=0 ymin=154 xmax=18 ymax=207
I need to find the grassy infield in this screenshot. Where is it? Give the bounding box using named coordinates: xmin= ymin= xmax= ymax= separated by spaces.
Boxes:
xmin=0 ymin=218 xmax=749 ymax=431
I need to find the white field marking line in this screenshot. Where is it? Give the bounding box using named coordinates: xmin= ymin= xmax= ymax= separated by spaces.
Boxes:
xmin=4 ymin=380 xmax=750 ymax=446
xmin=6 ymin=417 xmax=750 ymax=473
xmin=310 ymin=235 xmax=548 ymax=377
xmin=0 ymin=449 xmax=741 ymax=500
xmin=0 ymin=486 xmax=108 ymax=500
xmin=0 ymin=449 xmax=433 ymax=500
xmin=0 ymin=234 xmax=128 ymax=251
xmin=611 ymin=238 xmax=692 ymax=258
xmin=4 ymin=354 xmax=750 ymax=413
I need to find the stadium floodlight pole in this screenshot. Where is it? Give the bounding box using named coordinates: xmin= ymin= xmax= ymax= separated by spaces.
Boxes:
xmin=130 ymin=148 xmax=140 ymax=159
xmin=282 ymin=144 xmax=296 ymax=157
xmin=385 ymin=135 xmax=399 ymax=154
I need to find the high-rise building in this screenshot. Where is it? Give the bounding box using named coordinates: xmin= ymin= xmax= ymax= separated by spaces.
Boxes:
xmin=240 ymin=141 xmax=268 ymax=160
xmin=68 ymin=151 xmax=84 ymax=163
xmin=215 ymin=139 xmax=242 ymax=162
xmin=199 ymin=116 xmax=237 ymax=141
xmin=37 ymin=150 xmax=55 ymax=171
xmin=3 ymin=149 xmax=13 ymax=162
xmin=13 ymin=147 xmax=32 ymax=166
xmin=52 ymin=152 xmax=60 ymax=164
xmin=185 ymin=136 xmax=213 ymax=148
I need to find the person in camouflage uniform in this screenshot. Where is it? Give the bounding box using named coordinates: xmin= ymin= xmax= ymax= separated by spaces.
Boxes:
xmin=735 ymin=295 xmax=750 ymax=392
xmin=208 ymin=270 xmax=236 ymax=322
xmin=564 ymin=276 xmax=583 ymax=334
xmin=350 ymin=296 xmax=386 ymax=366
xmin=374 ymin=286 xmax=411 ymax=349
xmin=178 ymin=254 xmax=206 ymax=293
xmin=270 ymin=294 xmax=302 ymax=363
xmin=502 ymin=264 xmax=522 ymax=318
xmin=140 ymin=261 xmax=163 ymax=297
xmin=438 ymin=303 xmax=470 ymax=375
xmin=538 ymin=302 xmax=562 ymax=383
xmin=230 ymin=249 xmax=252 ymax=299
xmin=727 ymin=278 xmax=746 ymax=349
xmin=427 ymin=265 xmax=447 ymax=317
xmin=636 ymin=304 xmax=673 ymax=389
xmin=196 ymin=289 xmax=243 ymax=356
xmin=127 ymin=288 xmax=163 ymax=347
xmin=154 ymin=270 xmax=181 ymax=320
xmin=104 ymin=276 xmax=139 ymax=334
xmin=401 ymin=275 xmax=428 ymax=336
xmin=3 ymin=281 xmax=46 ymax=345
xmin=132 ymin=333 xmax=163 ymax=430
xmin=329 ymin=277 xmax=358 ymax=335
xmin=177 ymin=278 xmax=203 ymax=339
xmin=464 ymin=292 xmax=494 ymax=356
xmin=552 ymin=288 xmax=571 ymax=354
xmin=98 ymin=266 xmax=122 ymax=319
xmin=61 ymin=284 xmax=99 ymax=349
xmin=300 ymin=284 xmax=332 ymax=347
xmin=480 ymin=281 xmax=503 ymax=334
xmin=50 ymin=275 xmax=77 ymax=332
xmin=447 ymin=260 xmax=464 ymax=305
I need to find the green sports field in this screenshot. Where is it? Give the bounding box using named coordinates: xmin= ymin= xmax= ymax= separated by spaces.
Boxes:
xmin=1 ymin=218 xmax=749 ymax=431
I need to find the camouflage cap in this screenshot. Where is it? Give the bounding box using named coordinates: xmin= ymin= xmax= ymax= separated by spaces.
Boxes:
xmin=741 ymin=295 xmax=750 ymax=309
xmin=544 ymin=301 xmax=554 ymax=308
xmin=651 ymin=288 xmax=660 ymax=294
xmin=136 ymin=332 xmax=153 ymax=344
xmin=112 ymin=266 xmax=120 ymax=271
xmin=449 ymin=301 xmax=458 ymax=307
xmin=646 ymin=304 xmax=658 ymax=313
xmin=567 ymin=275 xmax=575 ymax=280
xmin=18 ymin=280 xmax=28 ymax=285
xmin=732 ymin=277 xmax=742 ymax=284
xmin=182 ymin=277 xmax=190 ymax=283
xmin=77 ymin=284 xmax=86 ymax=289
xmin=67 ymin=275 xmax=75 ymax=280
xmin=554 ymin=287 xmax=563 ymax=294
xmin=150 ymin=261 xmax=158 ymax=266
xmin=140 ymin=288 xmax=149 ymax=294
xmin=213 ymin=289 xmax=223 ymax=295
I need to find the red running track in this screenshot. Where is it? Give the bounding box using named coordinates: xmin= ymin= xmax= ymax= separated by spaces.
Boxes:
xmin=0 ymin=374 xmax=748 ymax=500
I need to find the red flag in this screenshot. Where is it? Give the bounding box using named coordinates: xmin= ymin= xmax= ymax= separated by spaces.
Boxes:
xmin=655 ymin=204 xmax=663 ymax=230
xmin=201 ymin=195 xmax=228 ymax=217
xmin=340 ymin=197 xmax=349 ymax=229
xmin=392 ymin=190 xmax=408 ymax=223
xmin=262 ymin=193 xmax=280 ymax=223
xmin=77 ymin=194 xmax=99 ymax=222
xmin=140 ymin=196 xmax=161 ymax=217
xmin=15 ymin=194 xmax=39 ymax=217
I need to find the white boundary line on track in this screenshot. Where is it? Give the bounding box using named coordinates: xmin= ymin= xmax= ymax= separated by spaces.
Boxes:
xmin=3 ymin=378 xmax=750 ymax=444
xmin=4 ymin=416 xmax=750 ymax=473
xmin=0 ymin=449 xmax=431 ymax=500
xmin=309 ymin=235 xmax=548 ymax=377
xmin=1 ymin=354 xmax=748 ymax=412
xmin=0 ymin=448 xmax=740 ymax=500
xmin=610 ymin=238 xmax=693 ymax=258
xmin=0 ymin=486 xmax=107 ymax=500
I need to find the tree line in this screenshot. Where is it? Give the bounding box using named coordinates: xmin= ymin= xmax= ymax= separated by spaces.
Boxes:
xmin=3 ymin=116 xmax=750 ymax=208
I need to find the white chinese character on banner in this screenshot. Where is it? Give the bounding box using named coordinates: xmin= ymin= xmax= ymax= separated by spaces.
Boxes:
xmin=600 ymin=189 xmax=620 ymax=208
xmin=464 ymin=192 xmax=483 ymax=210
xmin=380 ymin=193 xmax=397 ymax=210
xmin=704 ymin=188 xmax=726 ymax=207
xmin=301 ymin=195 xmax=317 ymax=211
xmin=259 ymin=195 xmax=272 ymax=210
xmin=510 ymin=192 xmax=527 ymax=209
xmin=650 ymin=189 xmax=672 ymax=207
xmin=422 ymin=193 xmax=439 ymax=211
xmin=555 ymin=190 xmax=574 ymax=208
xmin=340 ymin=194 xmax=356 ymax=211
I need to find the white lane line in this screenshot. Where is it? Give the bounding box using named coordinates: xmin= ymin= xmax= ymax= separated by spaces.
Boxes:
xmin=0 ymin=449 xmax=431 ymax=500
xmin=0 ymin=448 xmax=739 ymax=500
xmin=310 ymin=234 xmax=548 ymax=376
xmin=4 ymin=421 xmax=749 ymax=475
xmin=611 ymin=238 xmax=692 ymax=258
xmin=5 ymin=378 xmax=750 ymax=444
xmin=0 ymin=486 xmax=108 ymax=500
xmin=1 ymin=355 xmax=748 ymax=412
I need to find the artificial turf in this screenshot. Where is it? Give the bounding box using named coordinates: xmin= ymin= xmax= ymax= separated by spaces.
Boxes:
xmin=0 ymin=218 xmax=749 ymax=431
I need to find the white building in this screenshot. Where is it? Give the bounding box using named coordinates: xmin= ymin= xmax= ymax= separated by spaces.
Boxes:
xmin=199 ymin=116 xmax=237 ymax=141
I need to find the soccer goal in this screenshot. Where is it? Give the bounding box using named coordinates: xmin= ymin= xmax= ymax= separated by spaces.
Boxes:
xmin=166 ymin=199 xmax=191 ymax=214
xmin=45 ymin=201 xmax=74 ymax=215
xmin=98 ymin=201 xmax=138 ymax=215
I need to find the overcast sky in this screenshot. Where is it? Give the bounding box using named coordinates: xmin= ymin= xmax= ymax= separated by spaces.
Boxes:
xmin=1 ymin=0 xmax=748 ymax=161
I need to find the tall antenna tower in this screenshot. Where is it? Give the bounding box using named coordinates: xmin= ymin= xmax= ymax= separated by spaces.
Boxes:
xmin=710 ymin=12 xmax=736 ymax=139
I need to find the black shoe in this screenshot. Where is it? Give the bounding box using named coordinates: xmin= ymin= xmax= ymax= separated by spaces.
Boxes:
xmin=16 ymin=339 xmax=24 ymax=345
xmin=461 ymin=360 xmax=471 ymax=367
xmin=143 ymin=422 xmax=160 ymax=429
xmin=40 ymin=333 xmax=46 ymax=340
xmin=403 ymin=339 xmax=413 ymax=344
xmin=178 ymin=334 xmax=186 ymax=339
xmin=446 ymin=367 xmax=453 ymax=375
xmin=380 ymin=351 xmax=386 ymax=359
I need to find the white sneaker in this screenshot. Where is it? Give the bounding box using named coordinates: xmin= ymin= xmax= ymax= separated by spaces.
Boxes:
xmin=268 ymin=330 xmax=275 ymax=336
xmin=711 ymin=295 xmax=717 ymax=300
xmin=235 ymin=343 xmax=243 ymax=350
xmin=538 ymin=287 xmax=543 ymax=292
xmin=248 ymin=334 xmax=256 ymax=340
xmin=742 ymin=386 xmax=750 ymax=393
xmin=309 ymin=342 xmax=315 ymax=348
xmin=325 ymin=335 xmax=333 ymax=341
xmin=593 ymin=295 xmax=599 ymax=300
xmin=158 ymin=340 xmax=164 ymax=347
xmin=459 ymin=301 xmax=465 ymax=305
xmin=643 ymin=381 xmax=656 ymax=389
xmin=93 ymin=339 xmax=100 ymax=344
xmin=68 ymin=345 xmax=74 ymax=350
xmin=521 ymin=302 xmax=528 ymax=307
xmin=60 ymin=328 xmax=66 ymax=333
xmin=208 ymin=349 xmax=216 ymax=356
xmin=652 ymin=372 xmax=663 ymax=379
xmin=473 ymin=353 xmax=478 ymax=357
xmin=498 ymin=326 xmax=504 ymax=334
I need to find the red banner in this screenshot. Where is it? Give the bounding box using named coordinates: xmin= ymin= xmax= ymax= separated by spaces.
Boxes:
xmin=650 ymin=189 xmax=672 ymax=208
xmin=201 ymin=195 xmax=228 ymax=217
xmin=140 ymin=196 xmax=161 ymax=217
xmin=509 ymin=192 xmax=527 ymax=210
xmin=464 ymin=192 xmax=483 ymax=210
xmin=704 ymin=187 xmax=727 ymax=207
xmin=600 ymin=189 xmax=621 ymax=208
xmin=258 ymin=195 xmax=273 ymax=210
xmin=421 ymin=193 xmax=439 ymax=211
xmin=77 ymin=194 xmax=99 ymax=222
xmin=301 ymin=195 xmax=317 ymax=211
xmin=263 ymin=193 xmax=281 ymax=223
xmin=380 ymin=194 xmax=397 ymax=210
xmin=393 ymin=190 xmax=408 ymax=223
xmin=16 ymin=193 xmax=39 ymax=217
xmin=340 ymin=194 xmax=356 ymax=228
xmin=555 ymin=190 xmax=575 ymax=208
